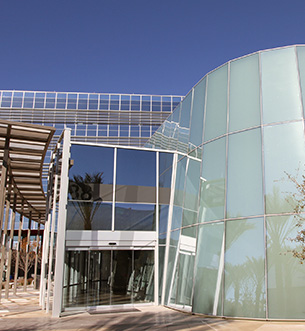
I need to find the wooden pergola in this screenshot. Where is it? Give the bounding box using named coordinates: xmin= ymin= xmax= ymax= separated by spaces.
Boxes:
xmin=0 ymin=120 xmax=55 ymax=301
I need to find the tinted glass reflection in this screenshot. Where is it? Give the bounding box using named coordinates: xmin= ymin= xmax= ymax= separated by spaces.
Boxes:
xmin=193 ymin=222 xmax=224 ymax=316
xmin=267 ymin=215 xmax=305 ymax=319
xmin=189 ymin=78 xmax=206 ymax=150
xmin=204 ymin=64 xmax=228 ymax=141
xmin=116 ymin=149 xmax=156 ymax=187
xmin=199 ymin=137 xmax=226 ymax=222
xmin=224 ymin=218 xmax=265 ymax=318
xmin=67 ymin=202 xmax=112 ymax=230
xmin=264 ymin=122 xmax=305 ymax=214
xmin=115 ymin=203 xmax=156 ymax=231
xmin=261 ymin=47 xmax=302 ymax=124
xmin=68 ymin=145 xmax=114 ymax=230
xmin=229 ymin=54 xmax=260 ymax=132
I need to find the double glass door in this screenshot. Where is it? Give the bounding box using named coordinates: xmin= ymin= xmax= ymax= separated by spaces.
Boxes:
xmin=63 ymin=249 xmax=154 ymax=308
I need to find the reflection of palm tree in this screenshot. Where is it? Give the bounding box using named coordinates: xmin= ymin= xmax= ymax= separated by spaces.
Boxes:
xmin=265 ymin=186 xmax=294 ymax=214
xmin=244 ymin=256 xmax=265 ymax=316
xmin=224 ymin=220 xmax=257 ymax=316
xmin=265 ymin=187 xmax=300 ymax=316
xmin=69 ymin=172 xmax=104 ymax=230
xmin=225 ymin=263 xmax=246 ymax=311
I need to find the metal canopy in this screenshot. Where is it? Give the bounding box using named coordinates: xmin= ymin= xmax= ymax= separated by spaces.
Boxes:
xmin=0 ymin=120 xmax=55 ymax=222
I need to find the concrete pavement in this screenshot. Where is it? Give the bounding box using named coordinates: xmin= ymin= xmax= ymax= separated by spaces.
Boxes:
xmin=1 ymin=289 xmax=305 ymax=330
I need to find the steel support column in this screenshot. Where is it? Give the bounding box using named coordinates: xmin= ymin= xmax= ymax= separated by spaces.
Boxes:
xmin=33 ymin=223 xmax=40 ymax=290
xmin=0 ymin=126 xmax=10 ymax=241
xmin=23 ymin=215 xmax=32 ymax=291
xmin=5 ymin=193 xmax=17 ymax=298
xmin=13 ymin=211 xmax=24 ymax=295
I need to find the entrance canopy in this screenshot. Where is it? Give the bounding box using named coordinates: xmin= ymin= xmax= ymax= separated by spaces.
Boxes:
xmin=0 ymin=120 xmax=55 ymax=222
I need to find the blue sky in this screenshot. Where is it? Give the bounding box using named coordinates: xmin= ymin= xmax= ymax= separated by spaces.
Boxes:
xmin=1 ymin=0 xmax=304 ymax=95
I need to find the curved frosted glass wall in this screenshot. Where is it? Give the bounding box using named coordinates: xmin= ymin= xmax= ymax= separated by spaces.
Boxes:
xmin=150 ymin=45 xmax=305 ymax=319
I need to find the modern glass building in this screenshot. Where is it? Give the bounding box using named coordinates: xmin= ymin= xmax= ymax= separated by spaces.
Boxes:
xmin=2 ymin=45 xmax=305 ymax=320
xmin=0 ymin=91 xmax=183 ymax=181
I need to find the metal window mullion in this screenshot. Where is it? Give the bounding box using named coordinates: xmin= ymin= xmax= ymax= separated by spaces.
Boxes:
xmin=112 ymin=148 xmax=117 ymax=232
xmin=220 ymin=61 xmax=230 ymax=316
xmin=154 ymin=151 xmax=159 ymax=305
xmin=258 ymin=51 xmax=269 ymax=320
xmin=21 ymin=91 xmax=24 ymax=108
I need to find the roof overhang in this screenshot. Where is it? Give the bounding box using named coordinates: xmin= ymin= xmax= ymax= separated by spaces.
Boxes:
xmin=0 ymin=120 xmax=56 ymax=222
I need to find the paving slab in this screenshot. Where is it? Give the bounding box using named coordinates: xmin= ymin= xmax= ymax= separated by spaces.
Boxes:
xmin=1 ymin=289 xmax=305 ymax=330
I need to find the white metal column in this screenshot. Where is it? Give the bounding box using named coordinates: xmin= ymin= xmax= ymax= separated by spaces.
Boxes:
xmin=52 ymin=129 xmax=71 ymax=317
xmin=154 ymin=151 xmax=159 ymax=305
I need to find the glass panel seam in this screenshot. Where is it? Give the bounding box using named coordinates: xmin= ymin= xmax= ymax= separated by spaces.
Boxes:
xmin=112 ymin=148 xmax=117 ymax=232
xmin=259 ymin=50 xmax=268 ymax=319
xmin=155 ymin=151 xmax=159 ymax=304
xmin=295 ymin=46 xmax=305 ymax=119
xmin=188 ymin=89 xmax=194 ymax=152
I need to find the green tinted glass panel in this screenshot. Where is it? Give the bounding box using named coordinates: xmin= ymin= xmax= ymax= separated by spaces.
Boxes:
xmin=184 ymin=158 xmax=201 ymax=211
xmin=204 ymin=64 xmax=228 ymax=141
xmin=261 ymin=47 xmax=302 ymax=124
xmin=229 ymin=54 xmax=260 ymax=132
xmin=182 ymin=209 xmax=197 ymax=227
xmin=224 ymin=218 xmax=266 ymax=318
xmin=179 ymin=91 xmax=192 ymax=129
xmin=226 ymin=128 xmax=263 ymax=218
xmin=193 ymin=222 xmax=224 ymax=315
xmin=181 ymin=225 xmax=197 ymax=238
xmin=171 ymin=206 xmax=182 ymax=230
xmin=189 ymin=78 xmax=206 ymax=149
xmin=159 ymin=246 xmax=166 ymax=301
xmin=199 ymin=137 xmax=226 ymax=222
xmin=159 ymin=204 xmax=169 ymax=236
xmin=267 ymin=215 xmax=305 ymax=319
xmin=171 ymin=103 xmax=181 ymax=150
xmin=164 ymin=229 xmax=180 ymax=304
xmin=174 ymin=157 xmax=187 ymax=206
xmin=175 ymin=253 xmax=195 ymax=306
xmin=264 ymin=122 xmax=305 ymax=214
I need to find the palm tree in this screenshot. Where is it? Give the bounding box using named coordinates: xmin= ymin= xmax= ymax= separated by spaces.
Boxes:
xmin=69 ymin=172 xmax=104 ymax=230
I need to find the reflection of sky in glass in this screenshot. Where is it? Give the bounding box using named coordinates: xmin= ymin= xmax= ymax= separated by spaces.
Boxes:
xmin=225 ymin=218 xmax=264 ymax=265
xmin=159 ymin=204 xmax=169 ymax=234
xmin=116 ymin=148 xmax=156 ymax=186
xmin=69 ymin=144 xmax=114 ymax=184
xmin=115 ymin=203 xmax=155 ymax=231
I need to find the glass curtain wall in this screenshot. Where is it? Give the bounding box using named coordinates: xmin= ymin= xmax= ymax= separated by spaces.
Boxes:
xmin=148 ymin=45 xmax=305 ymax=319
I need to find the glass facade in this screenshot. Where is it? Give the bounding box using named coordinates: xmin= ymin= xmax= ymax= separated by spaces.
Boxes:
xmin=35 ymin=45 xmax=305 ymax=319
xmin=147 ymin=45 xmax=305 ymax=319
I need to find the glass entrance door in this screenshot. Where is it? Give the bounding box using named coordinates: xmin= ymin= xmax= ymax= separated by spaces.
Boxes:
xmin=63 ymin=249 xmax=154 ymax=309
